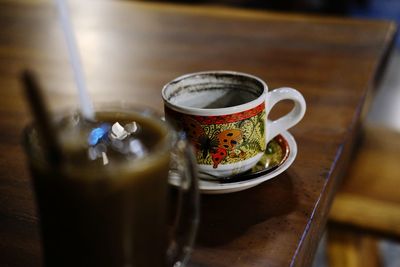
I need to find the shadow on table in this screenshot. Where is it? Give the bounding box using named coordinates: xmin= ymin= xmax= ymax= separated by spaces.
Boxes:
xmin=196 ymin=172 xmax=297 ymax=247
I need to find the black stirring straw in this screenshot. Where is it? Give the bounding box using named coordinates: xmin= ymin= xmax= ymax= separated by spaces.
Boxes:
xmin=22 ymin=70 xmax=63 ymax=167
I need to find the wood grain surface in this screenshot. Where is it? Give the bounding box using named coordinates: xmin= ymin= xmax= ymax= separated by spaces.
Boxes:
xmin=0 ymin=1 xmax=396 ymax=266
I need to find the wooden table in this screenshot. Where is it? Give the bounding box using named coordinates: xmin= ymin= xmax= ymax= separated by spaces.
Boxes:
xmin=0 ymin=1 xmax=396 ymax=266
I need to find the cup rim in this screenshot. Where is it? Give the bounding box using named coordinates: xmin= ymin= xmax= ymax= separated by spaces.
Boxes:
xmin=162 ymin=70 xmax=268 ymax=116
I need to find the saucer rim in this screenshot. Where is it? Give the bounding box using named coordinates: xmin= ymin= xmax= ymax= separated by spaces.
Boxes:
xmin=199 ymin=130 xmax=297 ymax=194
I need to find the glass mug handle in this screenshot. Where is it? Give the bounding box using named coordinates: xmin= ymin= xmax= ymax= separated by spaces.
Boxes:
xmin=167 ymin=132 xmax=200 ymax=267
xmin=265 ymin=87 xmax=306 ymax=143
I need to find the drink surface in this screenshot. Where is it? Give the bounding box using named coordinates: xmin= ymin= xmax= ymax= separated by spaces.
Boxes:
xmin=26 ymin=111 xmax=171 ymax=267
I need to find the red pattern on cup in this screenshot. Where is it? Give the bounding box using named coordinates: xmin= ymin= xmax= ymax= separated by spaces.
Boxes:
xmin=194 ymin=103 xmax=265 ymax=124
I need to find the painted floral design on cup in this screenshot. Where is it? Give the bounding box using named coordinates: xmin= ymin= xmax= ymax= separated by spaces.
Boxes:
xmin=166 ymin=105 xmax=266 ymax=168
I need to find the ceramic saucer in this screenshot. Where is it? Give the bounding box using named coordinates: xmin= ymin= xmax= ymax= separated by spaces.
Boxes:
xmin=199 ymin=130 xmax=297 ymax=194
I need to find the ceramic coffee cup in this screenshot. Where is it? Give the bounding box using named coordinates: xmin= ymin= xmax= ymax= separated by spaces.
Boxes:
xmin=162 ymin=71 xmax=306 ymax=178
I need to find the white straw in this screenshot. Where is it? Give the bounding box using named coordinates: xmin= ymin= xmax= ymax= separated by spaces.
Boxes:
xmin=55 ymin=0 xmax=94 ymax=120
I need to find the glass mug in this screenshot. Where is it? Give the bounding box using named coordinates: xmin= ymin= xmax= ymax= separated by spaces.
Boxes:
xmin=23 ymin=104 xmax=199 ymax=267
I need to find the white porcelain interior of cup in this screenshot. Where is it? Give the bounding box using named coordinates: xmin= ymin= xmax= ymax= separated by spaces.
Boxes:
xmin=162 ymin=71 xmax=267 ymax=115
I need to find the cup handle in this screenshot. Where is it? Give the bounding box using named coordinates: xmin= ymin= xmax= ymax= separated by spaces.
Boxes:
xmin=265 ymin=87 xmax=306 ymax=143
xmin=168 ymin=134 xmax=199 ymax=267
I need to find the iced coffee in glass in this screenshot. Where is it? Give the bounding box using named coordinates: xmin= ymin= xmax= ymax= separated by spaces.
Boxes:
xmin=23 ymin=105 xmax=198 ymax=267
